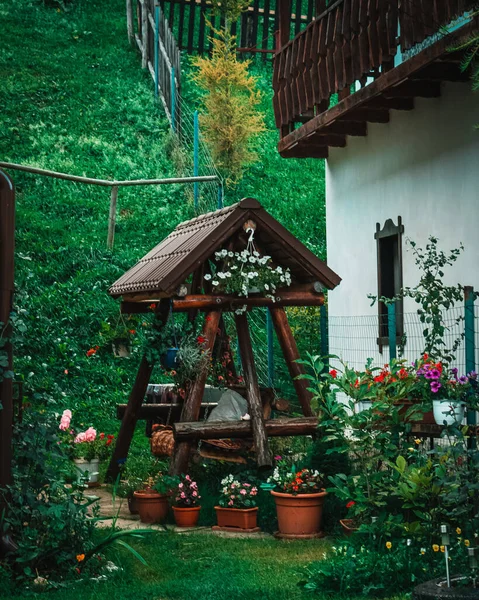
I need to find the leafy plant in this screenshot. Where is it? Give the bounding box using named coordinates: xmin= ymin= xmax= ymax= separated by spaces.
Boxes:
xmin=218 ymin=475 xmax=258 ymax=508
xmin=268 ymin=463 xmax=324 ymax=495
xmin=173 ymin=474 xmax=201 ymax=508
xmin=191 ymin=25 xmax=265 ymax=186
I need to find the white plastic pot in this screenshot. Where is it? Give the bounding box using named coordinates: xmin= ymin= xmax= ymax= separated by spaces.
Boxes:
xmin=74 ymin=458 xmax=100 ymax=484
xmin=432 ymin=400 xmax=465 ymax=426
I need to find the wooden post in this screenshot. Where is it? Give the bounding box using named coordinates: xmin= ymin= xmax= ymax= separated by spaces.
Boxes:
xmin=276 ymin=0 xmax=292 ymax=50
xmin=269 ymin=306 xmax=314 ymax=417
xmin=106 ymin=299 xmax=170 ymax=482
xmin=141 ymin=0 xmax=148 ymax=69
xmin=170 ymin=309 xmax=223 ymax=475
xmin=107 ymin=185 xmax=118 ymax=250
xmin=126 ymin=0 xmax=134 ymax=44
xmin=234 ymin=313 xmax=272 ymax=469
xmin=0 ymin=170 xmax=14 ymax=510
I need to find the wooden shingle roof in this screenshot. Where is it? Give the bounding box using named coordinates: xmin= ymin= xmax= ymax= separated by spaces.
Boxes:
xmin=109 ymin=198 xmax=341 ymax=298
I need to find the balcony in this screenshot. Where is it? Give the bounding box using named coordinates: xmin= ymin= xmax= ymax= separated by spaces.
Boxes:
xmin=273 ymin=0 xmax=478 ymax=159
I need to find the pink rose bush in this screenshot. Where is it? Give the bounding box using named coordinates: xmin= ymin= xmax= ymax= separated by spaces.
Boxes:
xmin=218 ymin=475 xmax=258 ymax=509
xmin=173 ymin=474 xmax=201 ymax=508
xmin=57 ymin=410 xmax=115 ymax=461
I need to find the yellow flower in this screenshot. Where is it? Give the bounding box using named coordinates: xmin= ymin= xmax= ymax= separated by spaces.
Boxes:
xmin=386 ymin=541 xmax=392 ymax=550
xmin=76 ymin=554 xmax=85 ymax=562
xmin=456 ymin=528 xmax=462 ymax=535
xmin=432 ymin=544 xmax=439 ymax=552
xmin=440 ymin=546 xmax=445 ymax=553
xmin=415 ymin=438 xmax=421 ymax=445
xmin=465 ymin=540 xmax=470 ymax=547
xmin=407 ymin=447 xmax=414 ymax=452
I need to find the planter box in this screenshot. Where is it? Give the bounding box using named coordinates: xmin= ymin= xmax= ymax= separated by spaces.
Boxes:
xmin=271 ymin=490 xmax=327 ymax=539
xmin=74 ymin=458 xmax=100 ymax=484
xmin=214 ymin=506 xmax=258 ymax=530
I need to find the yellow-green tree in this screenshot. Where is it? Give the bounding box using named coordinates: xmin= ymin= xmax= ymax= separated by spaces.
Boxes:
xmin=191 ymin=3 xmax=265 ymax=186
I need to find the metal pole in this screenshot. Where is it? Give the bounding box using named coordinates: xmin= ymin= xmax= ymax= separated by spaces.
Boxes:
xmin=193 ymin=110 xmax=199 ymax=209
xmin=171 ymin=67 xmax=176 ymax=132
xmin=154 ymin=6 xmax=159 ymax=98
xmin=388 ymin=302 xmax=397 ymax=362
xmin=266 ymin=310 xmax=274 ymax=387
xmin=217 ymin=184 xmax=223 ymax=209
xmin=107 ymin=186 xmax=119 ymax=249
xmin=320 ymin=303 xmax=328 ymax=372
xmin=465 ymin=286 xmax=477 ymax=427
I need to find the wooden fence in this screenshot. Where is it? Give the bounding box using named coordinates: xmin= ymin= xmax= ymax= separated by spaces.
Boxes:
xmin=154 ymin=0 xmax=316 ymax=57
xmin=129 ymin=0 xmax=182 ymax=129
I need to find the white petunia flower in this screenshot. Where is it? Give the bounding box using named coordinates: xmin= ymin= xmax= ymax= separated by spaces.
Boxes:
xmin=212 ymin=280 xmax=219 ymax=286
xmin=204 ymin=274 xmax=212 ymax=281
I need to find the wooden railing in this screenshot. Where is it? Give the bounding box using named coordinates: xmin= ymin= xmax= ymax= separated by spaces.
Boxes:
xmin=273 ymin=0 xmax=475 ymax=134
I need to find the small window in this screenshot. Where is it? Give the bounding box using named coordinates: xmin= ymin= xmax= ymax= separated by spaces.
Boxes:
xmin=375 ymin=217 xmax=404 ymax=349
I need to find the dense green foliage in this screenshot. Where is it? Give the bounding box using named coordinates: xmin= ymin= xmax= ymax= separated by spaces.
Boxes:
xmin=0 ymin=0 xmax=326 ymax=434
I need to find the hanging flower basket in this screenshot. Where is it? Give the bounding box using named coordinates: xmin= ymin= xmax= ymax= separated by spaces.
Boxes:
xmin=112 ymin=338 xmax=131 ymax=358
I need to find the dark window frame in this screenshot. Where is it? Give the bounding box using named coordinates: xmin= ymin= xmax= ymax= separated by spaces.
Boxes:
xmin=375 ymin=217 xmax=404 ymax=351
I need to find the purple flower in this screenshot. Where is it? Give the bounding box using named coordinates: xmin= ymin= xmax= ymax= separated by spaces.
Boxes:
xmin=451 ymin=367 xmax=458 ymax=381
xmin=430 ymin=381 xmax=442 ymax=393
xmin=468 ymin=371 xmax=478 ymax=380
xmin=458 ymin=376 xmax=468 ymax=385
xmin=430 ymin=369 xmax=441 ymax=379
xmin=424 ymin=371 xmax=433 ymax=380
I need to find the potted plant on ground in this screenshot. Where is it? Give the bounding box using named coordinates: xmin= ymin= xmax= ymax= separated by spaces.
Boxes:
xmin=214 ymin=475 xmax=259 ymax=530
xmin=117 ymin=453 xmax=168 ymax=514
xmin=72 ymin=427 xmax=115 ymax=486
xmin=268 ymin=463 xmax=327 ymax=539
xmin=172 ymin=474 xmax=201 ymax=527
xmin=134 ymin=473 xmax=179 ymax=524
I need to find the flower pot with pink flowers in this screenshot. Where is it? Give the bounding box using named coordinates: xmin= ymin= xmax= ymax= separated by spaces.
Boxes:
xmin=214 ymin=475 xmax=259 ymax=531
xmin=58 ymin=409 xmax=115 ymax=486
xmin=172 ymin=474 xmax=201 ymax=527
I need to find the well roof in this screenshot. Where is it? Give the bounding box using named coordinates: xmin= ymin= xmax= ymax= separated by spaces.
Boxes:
xmin=109 ymin=198 xmax=341 ymax=298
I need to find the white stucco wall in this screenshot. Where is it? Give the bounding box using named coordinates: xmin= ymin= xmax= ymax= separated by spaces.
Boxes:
xmin=325 ymin=81 xmax=479 ymax=369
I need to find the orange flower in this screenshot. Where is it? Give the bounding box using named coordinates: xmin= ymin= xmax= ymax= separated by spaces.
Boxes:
xmin=86 ymin=348 xmax=96 ymax=357
xmin=76 ymin=554 xmax=85 ymax=562
xmin=128 ymin=329 xmax=136 ymax=335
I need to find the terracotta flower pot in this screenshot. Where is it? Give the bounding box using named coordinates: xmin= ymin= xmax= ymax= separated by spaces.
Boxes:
xmin=127 ymin=494 xmax=139 ymax=515
xmin=340 ymin=518 xmax=358 ymax=536
xmin=173 ymin=505 xmax=201 ymax=528
xmin=133 ymin=490 xmax=169 ymax=524
xmin=271 ymin=490 xmax=327 ymax=538
xmin=214 ymin=506 xmax=258 ymax=530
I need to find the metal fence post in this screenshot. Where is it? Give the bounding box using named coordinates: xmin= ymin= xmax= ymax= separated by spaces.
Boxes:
xmin=217 ymin=184 xmax=223 ymax=209
xmin=171 ymin=67 xmax=176 ymax=131
xmin=193 ymin=110 xmax=199 ymax=209
xmin=154 ymin=5 xmax=159 ymax=98
xmin=320 ymin=303 xmax=328 ymax=372
xmin=388 ymin=302 xmax=397 ymax=362
xmin=266 ymin=310 xmax=274 ymax=387
xmin=465 ymin=286 xmax=476 ymax=426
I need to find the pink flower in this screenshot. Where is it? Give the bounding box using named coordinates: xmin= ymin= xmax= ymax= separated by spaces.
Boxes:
xmin=180 ymin=492 xmax=186 ymax=498
xmin=59 ymin=409 xmax=72 ymax=431
xmin=74 ymin=432 xmax=86 ymax=444
xmin=192 ymin=491 xmax=198 ymax=497
xmin=228 ymin=500 xmax=233 ymax=506
xmin=84 ymin=427 xmax=96 ymax=442
xmin=230 ymin=494 xmax=235 ymax=499
xmin=274 ymin=455 xmax=282 ymax=461
xmin=240 ymin=489 xmax=247 ymax=495
xmin=251 ymin=489 xmax=257 ymax=496
xmin=178 ymin=483 xmax=183 ymax=488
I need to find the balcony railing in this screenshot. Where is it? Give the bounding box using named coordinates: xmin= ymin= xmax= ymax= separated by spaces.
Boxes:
xmin=273 ymin=0 xmax=476 ymax=141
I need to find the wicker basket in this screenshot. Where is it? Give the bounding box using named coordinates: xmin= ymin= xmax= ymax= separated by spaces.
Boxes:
xmin=150 ymin=425 xmax=175 ymax=457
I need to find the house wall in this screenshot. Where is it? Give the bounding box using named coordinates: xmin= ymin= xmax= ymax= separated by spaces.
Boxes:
xmin=325 ymin=81 xmax=479 ymax=370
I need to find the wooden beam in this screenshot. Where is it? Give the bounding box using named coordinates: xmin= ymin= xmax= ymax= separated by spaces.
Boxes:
xmin=411 ymin=62 xmax=470 ymax=82
xmin=368 ymin=97 xmax=415 ymax=111
xmin=170 ymin=309 xmax=223 ymax=475
xmin=280 ymin=145 xmax=329 ymax=159
xmin=0 ymin=170 xmax=15 ymax=509
xmin=384 ymin=81 xmax=442 ymax=99
xmin=323 ymin=121 xmax=368 ymax=136
xmin=305 ymin=132 xmax=347 ymax=147
xmin=235 ymin=313 xmax=272 ymax=468
xmin=341 ymin=108 xmax=390 ymax=123
xmin=174 ymin=417 xmax=319 ymax=441
xmin=121 ymin=290 xmax=326 ymax=313
xmin=269 ymin=306 xmax=314 ymax=417
xmin=116 ymin=403 xmax=219 ymax=421
xmin=277 ymin=0 xmax=293 ymax=49
xmin=106 ymin=299 xmax=170 ymax=481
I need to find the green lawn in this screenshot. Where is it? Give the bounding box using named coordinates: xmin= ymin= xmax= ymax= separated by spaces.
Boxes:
xmin=0 ymin=532 xmax=328 ymax=600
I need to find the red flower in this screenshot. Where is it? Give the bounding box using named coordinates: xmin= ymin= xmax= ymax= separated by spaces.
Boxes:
xmin=218 ymin=375 xmax=224 ymax=381
xmin=346 ymin=501 xmax=355 ymax=509
xmin=398 ymin=368 xmax=408 ymax=379
xmin=423 ymin=353 xmax=429 ymax=360
xmin=86 ymin=348 xmax=96 ymax=357
xmin=128 ymin=329 xmax=136 ymax=335
xmin=106 ymin=439 xmax=112 ymax=446
xmin=329 ymin=369 xmax=337 ymax=379
xmin=149 ymin=303 xmax=156 ymax=310
xmin=197 ymin=335 xmax=206 ymax=344
xmin=100 ymin=433 xmax=105 ymax=440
